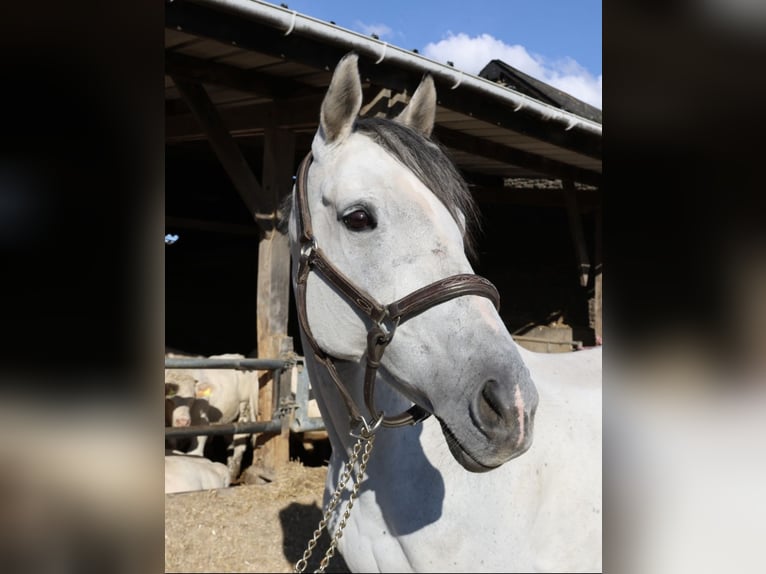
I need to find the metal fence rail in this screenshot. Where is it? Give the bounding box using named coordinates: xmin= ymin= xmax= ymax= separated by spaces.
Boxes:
xmin=164 ymin=355 xmax=326 ymax=436
xmin=165 ymin=420 xmax=282 ymax=438
xmin=165 ymin=357 xmax=290 ymax=370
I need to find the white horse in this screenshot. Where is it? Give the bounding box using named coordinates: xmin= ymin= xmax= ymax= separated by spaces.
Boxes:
xmin=287 ymin=52 xmax=601 ymax=573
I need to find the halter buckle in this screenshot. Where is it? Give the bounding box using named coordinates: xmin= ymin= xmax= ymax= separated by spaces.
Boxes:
xmin=374 ymin=310 xmax=400 ymax=343
xmin=366 ymin=313 xmax=399 ymax=368
xmin=297 ymin=238 xmax=318 ymax=284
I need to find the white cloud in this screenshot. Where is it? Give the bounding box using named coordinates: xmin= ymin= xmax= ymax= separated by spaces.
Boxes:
xmin=423 ymin=32 xmax=602 ymax=109
xmin=353 ymin=21 xmax=393 ymax=39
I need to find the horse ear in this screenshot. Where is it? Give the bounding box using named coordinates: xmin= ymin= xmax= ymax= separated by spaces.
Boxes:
xmin=395 ymin=74 xmax=436 ymax=137
xmin=320 ymin=52 xmax=363 ymax=143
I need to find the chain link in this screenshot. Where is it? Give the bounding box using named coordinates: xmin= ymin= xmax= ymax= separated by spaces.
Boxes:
xmin=294 ymin=434 xmax=376 ymax=573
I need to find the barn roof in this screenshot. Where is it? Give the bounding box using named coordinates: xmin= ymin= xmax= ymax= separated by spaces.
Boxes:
xmin=165 ymin=0 xmax=602 ymax=192
xmin=164 ymin=0 xmax=603 ymax=355
xmin=478 ymin=59 xmax=602 ymax=124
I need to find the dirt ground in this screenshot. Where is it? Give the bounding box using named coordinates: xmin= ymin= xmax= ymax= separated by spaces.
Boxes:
xmin=165 ymin=456 xmax=351 ymax=573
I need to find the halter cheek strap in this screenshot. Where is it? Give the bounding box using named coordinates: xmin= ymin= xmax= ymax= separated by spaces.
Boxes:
xmin=294 ymin=152 xmax=501 ymax=434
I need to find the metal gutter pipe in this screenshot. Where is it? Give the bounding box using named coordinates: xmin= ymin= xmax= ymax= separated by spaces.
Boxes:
xmin=185 ymin=0 xmax=603 ymax=138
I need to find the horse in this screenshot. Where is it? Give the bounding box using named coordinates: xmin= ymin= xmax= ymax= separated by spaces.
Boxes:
xmin=286 ymin=52 xmax=602 ymax=573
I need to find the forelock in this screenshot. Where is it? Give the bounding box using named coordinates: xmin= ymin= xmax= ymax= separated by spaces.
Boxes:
xmin=353 ymin=117 xmax=481 ymax=261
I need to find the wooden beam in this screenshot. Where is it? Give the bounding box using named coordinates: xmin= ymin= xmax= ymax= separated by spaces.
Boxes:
xmin=171 ymin=77 xmax=263 ymax=224
xmin=360 ymin=87 xmax=409 ymax=118
xmin=166 ymin=75 xmax=600 ymax=187
xmin=563 ymin=179 xmax=591 ymax=287
xmin=165 ymin=90 xmax=375 ymax=142
xmin=165 ymin=130 xmax=316 ymax=159
xmin=434 ymin=125 xmax=601 ymax=187
xmin=254 ymin=127 xmax=296 ymax=473
xmin=166 ymin=51 xmax=322 ymax=99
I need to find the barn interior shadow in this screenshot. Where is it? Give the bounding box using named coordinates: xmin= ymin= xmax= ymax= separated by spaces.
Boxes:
xmin=279 ymin=502 xmax=350 ymax=573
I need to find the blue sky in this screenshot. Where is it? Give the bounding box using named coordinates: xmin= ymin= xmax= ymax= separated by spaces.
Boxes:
xmin=278 ymin=0 xmax=602 ymax=108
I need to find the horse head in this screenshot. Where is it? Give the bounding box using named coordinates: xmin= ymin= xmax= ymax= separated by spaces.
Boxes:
xmin=289 ymin=52 xmax=538 ymax=471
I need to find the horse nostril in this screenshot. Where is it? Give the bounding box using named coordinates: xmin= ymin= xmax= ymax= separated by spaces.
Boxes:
xmin=483 ymin=380 xmax=503 ymax=415
xmin=472 ymin=378 xmax=536 ymax=449
xmin=475 ymin=379 xmax=513 ymax=428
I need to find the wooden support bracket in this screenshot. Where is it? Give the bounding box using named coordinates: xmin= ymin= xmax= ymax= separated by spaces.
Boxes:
xmin=171 ymin=76 xmax=265 ymax=229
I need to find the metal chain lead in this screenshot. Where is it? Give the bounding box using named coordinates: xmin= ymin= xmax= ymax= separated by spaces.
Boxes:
xmin=315 ymin=436 xmax=375 ymax=573
xmin=294 ymin=433 xmax=376 ymax=573
xmin=293 ymin=444 xmax=360 ymax=574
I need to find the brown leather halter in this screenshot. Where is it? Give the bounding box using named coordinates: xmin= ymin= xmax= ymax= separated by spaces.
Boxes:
xmin=294 ymin=151 xmax=501 ymax=435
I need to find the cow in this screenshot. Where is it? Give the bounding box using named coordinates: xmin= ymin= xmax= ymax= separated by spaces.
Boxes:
xmin=188 ymin=353 xmax=261 ymax=481
xmin=164 ymin=369 xmax=207 ymax=454
xmin=164 ymin=454 xmax=230 ymax=494
xmin=164 ymin=352 xmax=261 ymax=482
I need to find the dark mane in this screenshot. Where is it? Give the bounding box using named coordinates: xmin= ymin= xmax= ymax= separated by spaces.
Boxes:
xmin=353 ymin=117 xmax=481 ymax=261
xmin=279 ymin=116 xmax=482 ymax=262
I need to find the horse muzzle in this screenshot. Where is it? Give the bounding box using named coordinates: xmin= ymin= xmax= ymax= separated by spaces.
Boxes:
xmin=439 ymin=369 xmax=538 ymax=472
xmin=473 ymin=375 xmax=538 ymax=452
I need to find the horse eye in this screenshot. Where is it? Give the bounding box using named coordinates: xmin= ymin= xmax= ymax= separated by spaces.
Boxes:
xmin=342 ymin=209 xmax=375 ymax=231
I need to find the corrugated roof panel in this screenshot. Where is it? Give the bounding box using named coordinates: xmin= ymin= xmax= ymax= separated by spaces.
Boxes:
xmin=437 ymin=118 xmax=491 ymax=129
xmin=486 ymin=134 xmax=556 ymax=150
xmin=213 ymin=50 xmax=284 ymax=69
xmin=434 ymin=109 xmax=471 ymax=122
xmin=202 ymin=85 xmax=263 ymax=107
xmin=175 ymin=38 xmax=243 ymax=60
xmin=292 ymin=71 xmax=334 ymax=87
xmin=254 ymin=60 xmax=324 ymax=78
xmin=164 ymin=29 xmax=199 ymax=49
xmin=221 ymin=95 xmax=274 ymax=109
xmin=462 ymin=127 xmax=515 ymax=138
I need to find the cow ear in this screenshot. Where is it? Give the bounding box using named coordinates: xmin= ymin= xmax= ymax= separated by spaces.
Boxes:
xmin=320 ymin=52 xmax=363 ymax=143
xmin=395 ymin=74 xmax=436 ymax=137
xmin=195 ymin=383 xmax=213 ymax=399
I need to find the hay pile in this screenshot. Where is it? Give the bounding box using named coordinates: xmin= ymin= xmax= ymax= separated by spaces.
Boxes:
xmin=165 ymin=460 xmax=349 ymax=573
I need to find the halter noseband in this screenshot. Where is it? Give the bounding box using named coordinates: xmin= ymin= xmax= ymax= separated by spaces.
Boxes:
xmin=294 ymin=151 xmax=501 ymax=434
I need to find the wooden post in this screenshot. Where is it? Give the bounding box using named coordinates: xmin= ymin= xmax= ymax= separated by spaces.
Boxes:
xmin=173 ymin=78 xmax=297 ymax=473
xmin=563 ymin=180 xmax=591 ymax=288
xmin=253 ymin=127 xmax=295 ymax=474
xmin=593 ymin=206 xmax=602 ymax=343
